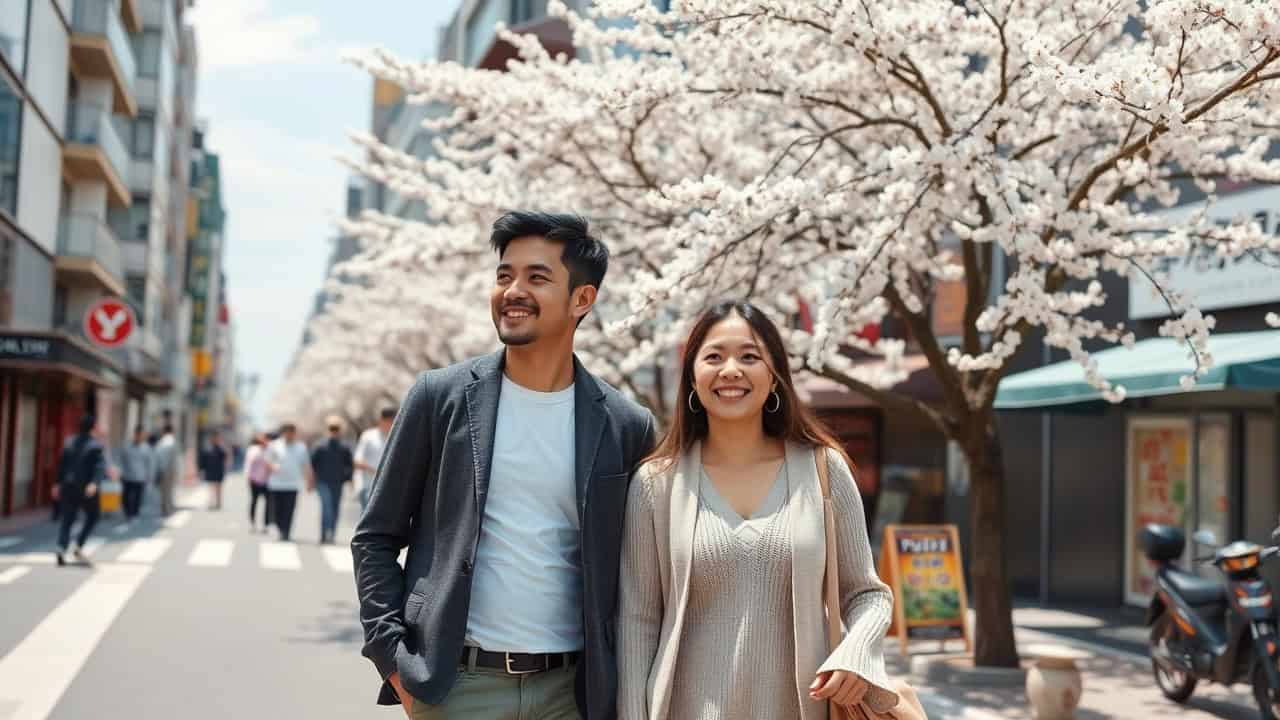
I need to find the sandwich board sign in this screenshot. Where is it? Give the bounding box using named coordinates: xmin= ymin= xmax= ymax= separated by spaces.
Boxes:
xmin=880 ymin=524 xmax=972 ymax=655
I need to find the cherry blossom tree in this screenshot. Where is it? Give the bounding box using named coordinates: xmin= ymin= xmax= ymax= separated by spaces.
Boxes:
xmin=275 ymin=0 xmax=1280 ymax=666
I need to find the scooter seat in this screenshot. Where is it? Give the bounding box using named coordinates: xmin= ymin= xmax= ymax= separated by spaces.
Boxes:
xmin=1163 ymin=567 xmax=1227 ymax=607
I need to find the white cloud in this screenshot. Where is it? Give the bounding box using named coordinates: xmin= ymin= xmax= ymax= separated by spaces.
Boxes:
xmin=189 ymin=0 xmax=325 ymax=70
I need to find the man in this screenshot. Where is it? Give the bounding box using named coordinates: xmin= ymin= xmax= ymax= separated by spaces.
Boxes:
xmin=199 ymin=430 xmax=230 ymax=510
xmin=265 ymin=423 xmax=312 ymax=542
xmin=53 ymin=415 xmax=107 ymax=566
xmin=352 ymin=407 xmax=395 ymax=512
xmin=153 ymin=423 xmax=179 ymax=516
xmin=119 ymin=425 xmax=152 ymax=524
xmin=353 ymin=212 xmax=656 ymax=720
xmin=310 ymin=417 xmax=353 ymax=544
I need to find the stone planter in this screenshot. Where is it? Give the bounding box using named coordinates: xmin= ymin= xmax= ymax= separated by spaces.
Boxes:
xmin=1022 ymin=644 xmax=1090 ymax=720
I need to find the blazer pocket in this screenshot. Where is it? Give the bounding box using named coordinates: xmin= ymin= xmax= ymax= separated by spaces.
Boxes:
xmin=404 ymin=589 xmax=427 ymax=627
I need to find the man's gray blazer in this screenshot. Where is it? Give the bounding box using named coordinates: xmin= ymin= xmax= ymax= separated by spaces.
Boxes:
xmin=352 ymin=350 xmax=656 ymax=719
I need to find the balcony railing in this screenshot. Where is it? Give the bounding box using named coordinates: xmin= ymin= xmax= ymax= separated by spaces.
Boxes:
xmin=67 ymin=102 xmax=130 ymax=188
xmin=71 ymin=0 xmax=138 ymax=94
xmin=57 ymin=213 xmax=125 ymax=284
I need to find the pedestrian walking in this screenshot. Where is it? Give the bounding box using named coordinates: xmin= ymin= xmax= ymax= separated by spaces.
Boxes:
xmin=153 ymin=423 xmax=179 ymax=516
xmin=310 ymin=417 xmax=353 ymax=545
xmin=119 ymin=425 xmax=152 ymax=524
xmin=352 ymin=408 xmax=395 ymax=513
xmin=265 ymin=423 xmax=311 ymax=542
xmin=243 ymin=432 xmax=273 ymax=533
xmin=617 ymin=301 xmax=919 ymax=720
xmin=352 ymin=212 xmax=656 ymax=719
xmin=53 ymin=414 xmax=107 ymax=566
xmin=198 ymin=430 xmax=230 ymax=511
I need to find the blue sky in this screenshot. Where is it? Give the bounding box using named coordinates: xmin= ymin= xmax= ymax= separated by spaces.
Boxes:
xmin=189 ymin=0 xmax=463 ymax=428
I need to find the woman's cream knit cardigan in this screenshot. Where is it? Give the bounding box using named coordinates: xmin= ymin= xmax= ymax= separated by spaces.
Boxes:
xmin=617 ymin=441 xmax=898 ymax=720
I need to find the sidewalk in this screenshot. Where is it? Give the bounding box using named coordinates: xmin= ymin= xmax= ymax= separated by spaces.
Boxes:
xmin=889 ymin=606 xmax=1259 ymax=719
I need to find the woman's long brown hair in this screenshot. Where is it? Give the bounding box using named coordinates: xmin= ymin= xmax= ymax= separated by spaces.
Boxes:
xmin=646 ymin=300 xmax=852 ymax=471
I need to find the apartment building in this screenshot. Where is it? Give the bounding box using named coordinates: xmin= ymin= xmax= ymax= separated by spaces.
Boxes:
xmin=0 ymin=0 xmax=203 ymax=517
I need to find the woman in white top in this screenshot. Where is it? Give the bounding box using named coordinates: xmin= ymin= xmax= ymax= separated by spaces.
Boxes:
xmin=617 ymin=300 xmax=899 ymax=720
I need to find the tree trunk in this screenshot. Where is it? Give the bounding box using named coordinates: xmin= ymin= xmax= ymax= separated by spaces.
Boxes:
xmin=961 ymin=412 xmax=1020 ymax=667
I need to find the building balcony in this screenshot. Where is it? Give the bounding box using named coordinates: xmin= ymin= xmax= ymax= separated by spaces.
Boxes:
xmin=69 ymin=0 xmax=138 ymax=117
xmin=121 ymin=240 xmax=148 ymax=274
xmin=130 ymin=157 xmax=154 ymax=194
xmin=56 ymin=213 xmax=126 ymax=296
xmin=64 ymin=103 xmax=131 ymax=207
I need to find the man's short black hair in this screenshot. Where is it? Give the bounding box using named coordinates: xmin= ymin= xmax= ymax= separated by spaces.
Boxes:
xmin=380 ymin=407 xmax=398 ymax=421
xmin=489 ymin=211 xmax=609 ymax=292
xmin=133 ymin=424 xmax=144 ymax=435
xmin=79 ymin=414 xmax=96 ymax=435
xmin=280 ymin=423 xmax=297 ymax=434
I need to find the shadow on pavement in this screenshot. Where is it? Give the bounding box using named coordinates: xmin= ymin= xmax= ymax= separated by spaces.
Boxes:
xmin=286 ymin=599 xmax=364 ymax=646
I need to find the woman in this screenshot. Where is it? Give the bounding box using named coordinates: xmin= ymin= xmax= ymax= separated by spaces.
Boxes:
xmin=618 ymin=300 xmax=898 ymax=720
xmin=243 ymin=433 xmax=272 ymax=533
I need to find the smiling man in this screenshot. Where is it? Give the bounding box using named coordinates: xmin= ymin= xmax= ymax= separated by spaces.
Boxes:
xmin=352 ymin=211 xmax=656 ymax=720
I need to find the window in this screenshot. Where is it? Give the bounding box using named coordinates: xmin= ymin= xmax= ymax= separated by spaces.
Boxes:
xmin=135 ymin=30 xmax=161 ymax=78
xmin=0 ymin=226 xmax=11 ymax=325
xmin=0 ymin=0 xmax=27 ymax=75
xmin=0 ymin=75 xmax=19 ymax=216
xmin=511 ymin=0 xmax=538 ymax=24
xmin=125 ymin=274 xmax=146 ymax=325
xmin=132 ymin=113 xmax=155 ymax=159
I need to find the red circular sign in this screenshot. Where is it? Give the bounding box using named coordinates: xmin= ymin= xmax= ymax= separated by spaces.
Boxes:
xmin=83 ymin=298 xmax=135 ymax=349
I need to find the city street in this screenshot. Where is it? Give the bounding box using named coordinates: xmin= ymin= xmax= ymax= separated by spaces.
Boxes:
xmin=0 ymin=477 xmax=380 ymax=719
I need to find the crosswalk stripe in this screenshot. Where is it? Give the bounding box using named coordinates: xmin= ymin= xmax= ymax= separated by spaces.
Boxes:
xmin=117 ymin=538 xmax=173 ymax=564
xmin=188 ymin=539 xmax=233 ymax=567
xmin=1 ymin=553 xmax=54 ymax=565
xmin=0 ymin=565 xmax=30 ymax=584
xmin=163 ymin=511 xmax=191 ymax=529
xmin=321 ymin=547 xmax=353 ymax=573
xmin=0 ymin=563 xmax=150 ymax=720
xmin=259 ymin=542 xmax=301 ymax=570
xmin=0 ymin=537 xmax=22 ymax=549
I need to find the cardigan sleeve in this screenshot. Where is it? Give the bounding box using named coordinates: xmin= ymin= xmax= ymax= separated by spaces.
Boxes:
xmin=617 ymin=469 xmax=663 ymax=720
xmin=817 ymin=449 xmax=898 ymax=705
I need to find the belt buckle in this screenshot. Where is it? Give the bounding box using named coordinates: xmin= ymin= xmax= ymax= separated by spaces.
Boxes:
xmin=505 ymin=653 xmax=540 ymax=675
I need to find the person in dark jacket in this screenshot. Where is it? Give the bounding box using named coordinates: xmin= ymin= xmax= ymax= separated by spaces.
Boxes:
xmin=54 ymin=414 xmax=107 ymax=566
xmin=310 ymin=418 xmax=353 ymax=545
xmin=199 ymin=430 xmax=230 ymax=510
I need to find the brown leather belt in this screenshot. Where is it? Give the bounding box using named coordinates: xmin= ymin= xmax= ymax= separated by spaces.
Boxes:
xmin=460 ymin=647 xmax=579 ymax=675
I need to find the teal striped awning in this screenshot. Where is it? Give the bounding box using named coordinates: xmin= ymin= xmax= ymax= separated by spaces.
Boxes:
xmin=994 ymin=329 xmax=1280 ymax=410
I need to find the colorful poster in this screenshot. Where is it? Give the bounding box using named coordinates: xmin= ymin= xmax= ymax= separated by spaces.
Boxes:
xmin=882 ymin=525 xmax=969 ymax=652
xmin=1127 ymin=418 xmax=1191 ymax=604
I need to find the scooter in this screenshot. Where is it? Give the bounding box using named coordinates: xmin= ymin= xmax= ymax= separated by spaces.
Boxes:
xmin=1141 ymin=523 xmax=1280 ymax=718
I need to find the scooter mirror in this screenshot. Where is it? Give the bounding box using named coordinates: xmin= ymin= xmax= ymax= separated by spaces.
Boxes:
xmin=1192 ymin=529 xmax=1218 ymax=547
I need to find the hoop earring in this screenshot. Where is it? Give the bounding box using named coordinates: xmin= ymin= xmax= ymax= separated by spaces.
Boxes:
xmin=688 ymin=390 xmax=702 ymax=414
xmin=766 ymin=391 xmax=782 ymax=413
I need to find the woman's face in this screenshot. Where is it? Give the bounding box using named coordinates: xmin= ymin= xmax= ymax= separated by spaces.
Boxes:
xmin=691 ymin=313 xmax=776 ymax=423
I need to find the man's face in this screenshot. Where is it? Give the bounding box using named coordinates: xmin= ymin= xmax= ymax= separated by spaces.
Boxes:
xmin=133 ymin=431 xmax=144 ymax=444
xmin=284 ymin=429 xmax=297 ymax=443
xmin=378 ymin=418 xmax=393 ymax=433
xmin=490 ymin=236 xmax=592 ymax=346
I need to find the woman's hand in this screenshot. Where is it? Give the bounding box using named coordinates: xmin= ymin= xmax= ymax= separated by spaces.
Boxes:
xmin=810 ymin=670 xmax=869 ymax=706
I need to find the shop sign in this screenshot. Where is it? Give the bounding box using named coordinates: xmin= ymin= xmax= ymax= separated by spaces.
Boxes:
xmin=1130 ymin=185 xmax=1280 ymax=319
xmin=0 ymin=335 xmax=53 ymax=360
xmin=879 ymin=524 xmax=971 ymax=655
xmin=1125 ymin=417 xmax=1191 ymax=605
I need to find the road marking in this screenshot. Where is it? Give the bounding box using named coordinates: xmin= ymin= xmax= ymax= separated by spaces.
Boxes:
xmin=163 ymin=510 xmax=191 ymax=529
xmin=260 ymin=542 xmax=301 ymax=570
xmin=0 ymin=565 xmax=30 ymax=584
xmin=0 ymin=537 xmax=22 ymax=549
xmin=117 ymin=538 xmax=172 ymax=564
xmin=322 ymin=546 xmax=353 ymax=573
xmin=188 ymin=539 xmax=233 ymax=567
xmin=1 ymin=553 xmax=54 ymax=565
xmin=0 ymin=563 xmax=151 ymax=720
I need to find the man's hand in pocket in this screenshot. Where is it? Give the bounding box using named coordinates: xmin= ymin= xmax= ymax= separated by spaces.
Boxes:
xmin=390 ymin=672 xmax=413 ymax=716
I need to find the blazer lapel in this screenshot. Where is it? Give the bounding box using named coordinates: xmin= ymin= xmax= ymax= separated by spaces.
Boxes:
xmin=464 ymin=350 xmax=504 ymax=513
xmin=572 ymin=356 xmax=607 ymax=519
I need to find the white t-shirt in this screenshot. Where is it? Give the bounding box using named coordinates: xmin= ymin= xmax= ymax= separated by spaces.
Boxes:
xmin=465 ymin=376 xmax=582 ymax=653
xmin=265 ymin=439 xmax=310 ymax=491
xmin=353 ymin=427 xmax=386 ymax=492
